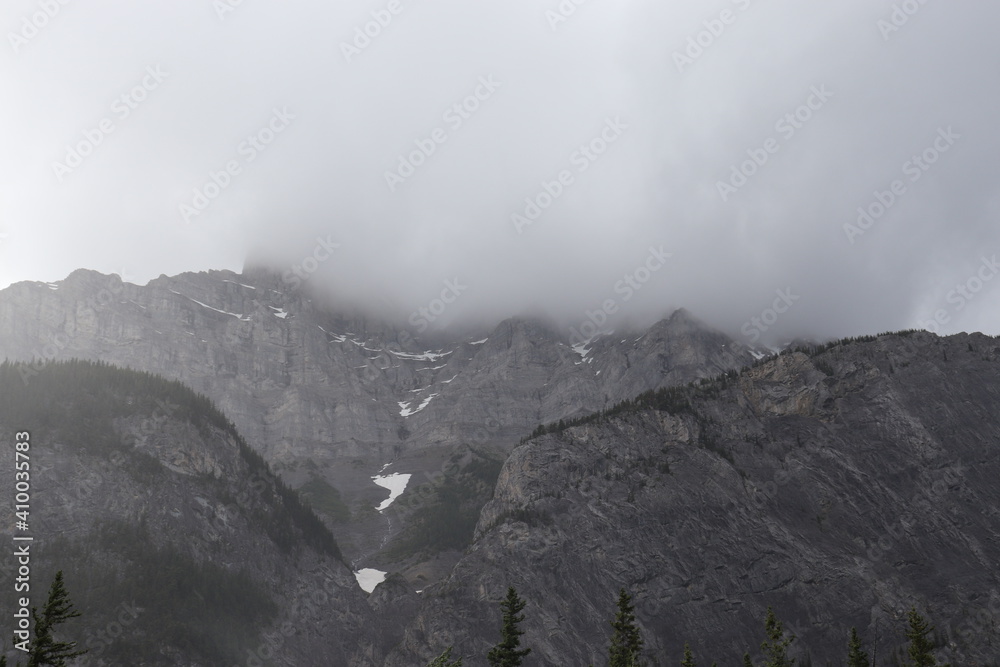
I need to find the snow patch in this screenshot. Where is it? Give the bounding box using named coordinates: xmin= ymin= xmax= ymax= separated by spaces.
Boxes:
xmin=441 ymin=374 xmax=459 ymax=384
xmin=389 ymin=349 xmax=453 ymax=361
xmin=398 ymin=392 xmax=438 ymax=417
xmin=223 ymin=280 xmax=256 ymax=290
xmin=373 ymin=473 xmax=411 ymax=511
xmin=749 ymin=349 xmax=767 ymax=360
xmin=469 ymin=338 xmax=488 ymax=345
xmin=354 ymin=568 xmax=386 ymax=593
xmin=268 ymin=306 xmax=289 ymax=319
xmin=348 ymin=338 xmax=382 ymax=352
xmin=169 ymin=290 xmax=250 ymax=321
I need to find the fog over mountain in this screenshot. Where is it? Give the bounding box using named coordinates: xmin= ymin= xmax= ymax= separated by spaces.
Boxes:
xmin=3 ymin=1 xmax=999 ymax=343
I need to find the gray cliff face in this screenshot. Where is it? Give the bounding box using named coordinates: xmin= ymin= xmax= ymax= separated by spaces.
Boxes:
xmin=9 ymin=268 xmax=998 ymax=664
xmin=0 ymin=268 xmax=755 ymax=571
xmin=387 ymin=332 xmax=1000 ymax=666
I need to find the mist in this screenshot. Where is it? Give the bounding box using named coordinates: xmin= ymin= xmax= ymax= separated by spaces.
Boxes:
xmin=3 ymin=0 xmax=999 ymax=344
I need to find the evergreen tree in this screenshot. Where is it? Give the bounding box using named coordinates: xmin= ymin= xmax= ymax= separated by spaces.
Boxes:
xmin=487 ymin=587 xmax=531 ymax=667
xmin=28 ymin=571 xmax=86 ymax=667
xmin=760 ymin=607 xmax=795 ymax=667
xmin=681 ymin=642 xmax=696 ymax=667
xmin=847 ymin=627 xmax=870 ymax=667
xmin=743 ymin=653 xmax=755 ymax=667
xmin=904 ymin=608 xmax=943 ymax=667
xmin=608 ymin=588 xmax=643 ymax=667
xmin=428 ymin=646 xmax=463 ymax=667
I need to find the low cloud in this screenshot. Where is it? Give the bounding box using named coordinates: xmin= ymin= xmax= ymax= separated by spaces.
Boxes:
xmin=3 ymin=0 xmax=999 ymax=343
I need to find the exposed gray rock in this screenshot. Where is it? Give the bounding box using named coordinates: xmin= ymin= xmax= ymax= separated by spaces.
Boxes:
xmin=0 ymin=365 xmax=381 ymax=666
xmin=0 ymin=268 xmax=754 ymax=576
xmin=387 ymin=332 xmax=1000 ymax=665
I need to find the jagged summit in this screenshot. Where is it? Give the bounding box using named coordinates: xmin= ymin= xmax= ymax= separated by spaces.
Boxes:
xmin=0 ymin=266 xmax=754 ymax=584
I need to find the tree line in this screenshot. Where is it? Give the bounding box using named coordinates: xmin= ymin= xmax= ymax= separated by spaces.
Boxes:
xmin=427 ymin=587 xmax=955 ymax=666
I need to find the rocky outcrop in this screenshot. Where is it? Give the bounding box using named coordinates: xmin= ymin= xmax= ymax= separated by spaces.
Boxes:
xmin=0 ymin=269 xmax=756 ymax=574
xmin=387 ymin=331 xmax=1000 ymax=665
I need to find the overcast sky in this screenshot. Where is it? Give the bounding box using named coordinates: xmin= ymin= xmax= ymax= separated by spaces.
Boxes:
xmin=2 ymin=0 xmax=999 ymax=343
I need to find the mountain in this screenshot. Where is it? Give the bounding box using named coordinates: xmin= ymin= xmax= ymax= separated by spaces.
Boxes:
xmin=0 ymin=268 xmax=756 ymax=582
xmin=3 ymin=268 xmax=999 ymax=665
xmin=0 ymin=359 xmax=383 ymax=666
xmin=385 ymin=330 xmax=1000 ymax=665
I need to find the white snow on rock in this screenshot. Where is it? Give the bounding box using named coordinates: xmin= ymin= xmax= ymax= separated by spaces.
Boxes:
xmin=348 ymin=338 xmax=382 ymax=352
xmin=749 ymin=348 xmax=767 ymax=360
xmin=268 ymin=306 xmax=289 ymax=319
xmin=571 ymin=341 xmax=591 ymax=360
xmin=389 ymin=349 xmax=453 ymax=361
xmin=169 ymin=290 xmax=251 ymax=321
xmin=398 ymin=392 xmax=438 ymax=417
xmin=319 ymin=327 xmax=347 ymax=343
xmin=222 ymin=279 xmax=256 ymax=290
xmin=354 ymin=568 xmax=386 ymax=593
xmin=469 ymin=338 xmax=488 ymax=345
xmin=373 ymin=473 xmax=411 ymax=511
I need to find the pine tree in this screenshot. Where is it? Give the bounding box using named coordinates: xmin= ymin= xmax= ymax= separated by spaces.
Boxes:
xmin=904 ymin=608 xmax=941 ymax=667
xmin=428 ymin=646 xmax=463 ymax=667
xmin=487 ymin=587 xmax=531 ymax=667
xmin=744 ymin=653 xmax=755 ymax=667
xmin=28 ymin=571 xmax=86 ymax=667
xmin=681 ymin=642 xmax=696 ymax=667
xmin=760 ymin=607 xmax=795 ymax=667
xmin=608 ymin=588 xmax=643 ymax=667
xmin=847 ymin=627 xmax=870 ymax=667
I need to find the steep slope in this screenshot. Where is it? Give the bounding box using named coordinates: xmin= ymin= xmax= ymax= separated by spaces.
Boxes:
xmin=0 ymin=269 xmax=756 ymax=576
xmin=0 ymin=360 xmax=383 ymax=666
xmin=387 ymin=331 xmax=1000 ymax=665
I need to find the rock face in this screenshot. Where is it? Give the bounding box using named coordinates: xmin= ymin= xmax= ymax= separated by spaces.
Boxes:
xmin=0 ymin=361 xmax=381 ymax=666
xmin=0 ymin=268 xmax=756 ymax=573
xmin=6 ymin=268 xmax=999 ymax=665
xmin=386 ymin=332 xmax=1000 ymax=666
